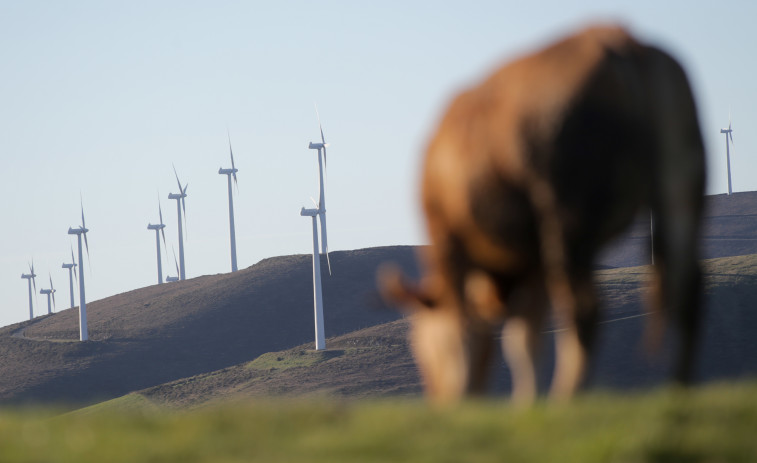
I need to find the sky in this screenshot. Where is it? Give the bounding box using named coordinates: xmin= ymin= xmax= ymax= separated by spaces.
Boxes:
xmin=1 ymin=0 xmax=755 ymax=328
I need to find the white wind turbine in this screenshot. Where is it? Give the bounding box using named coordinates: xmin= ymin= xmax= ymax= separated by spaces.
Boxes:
xmin=168 ymin=165 xmax=188 ymax=280
xmin=61 ymin=247 xmax=78 ymax=309
xmin=218 ymin=131 xmax=239 ymax=272
xmin=147 ymin=199 xmax=168 ymax=284
xmin=68 ymin=199 xmax=91 ymax=341
xmin=301 ymin=202 xmax=326 ymax=350
xmin=721 ymin=112 xmax=735 ymax=195
xmin=20 ymin=262 xmax=37 ymax=320
xmin=308 ymin=105 xmax=332 ymax=275
xmin=165 ymin=247 xmax=180 ymax=283
xmin=40 ymin=274 xmax=56 ymax=315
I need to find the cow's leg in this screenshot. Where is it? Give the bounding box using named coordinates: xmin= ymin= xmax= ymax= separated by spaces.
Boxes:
xmin=501 ymin=277 xmax=548 ymax=405
xmin=549 ymin=269 xmax=599 ymax=400
xmin=502 ymin=316 xmax=541 ymax=405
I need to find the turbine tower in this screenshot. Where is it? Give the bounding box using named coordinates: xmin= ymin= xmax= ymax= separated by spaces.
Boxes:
xmin=61 ymin=247 xmax=78 ymax=309
xmin=20 ymin=262 xmax=37 ymax=320
xmin=40 ymin=274 xmax=56 ymax=315
xmin=218 ymin=131 xmax=239 ymax=272
xmin=301 ymin=205 xmax=326 ymax=350
xmin=68 ymin=199 xmax=91 ymax=341
xmin=147 ymin=199 xmax=168 ymax=284
xmin=308 ymin=105 xmax=332 ymax=275
xmin=721 ymin=113 xmax=735 ymax=195
xmin=168 ymin=165 xmax=188 ymax=280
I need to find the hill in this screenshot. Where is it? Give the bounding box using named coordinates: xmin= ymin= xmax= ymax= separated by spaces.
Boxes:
xmin=0 ymin=246 xmax=419 ymax=406
xmin=1 ymin=191 xmax=757 ymax=408
xmin=102 ymin=253 xmax=757 ymax=408
xmin=599 ymin=191 xmax=757 ymax=267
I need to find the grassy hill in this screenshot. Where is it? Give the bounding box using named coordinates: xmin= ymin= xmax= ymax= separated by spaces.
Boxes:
xmin=1 ymin=192 xmax=757 ymax=408
xmin=599 ymin=191 xmax=757 ymax=267
xmin=1 ymin=381 xmax=755 ymax=462
xmin=0 ymin=246 xmax=419 ymax=406
xmin=89 ymin=253 xmax=757 ymax=410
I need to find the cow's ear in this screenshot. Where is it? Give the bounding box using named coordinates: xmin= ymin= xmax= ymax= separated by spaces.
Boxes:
xmin=377 ymin=263 xmax=437 ymax=312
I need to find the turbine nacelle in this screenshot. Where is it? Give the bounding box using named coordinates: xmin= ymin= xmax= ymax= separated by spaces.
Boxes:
xmin=40 ymin=288 xmax=55 ymax=295
xmin=300 ymin=207 xmax=319 ymax=217
xmin=168 ymin=192 xmax=186 ymax=200
xmin=68 ymin=226 xmax=89 ymax=235
xmin=308 ymin=142 xmax=328 ymax=150
xmin=62 ymin=263 xmax=76 ymax=269
xmin=147 ymin=223 xmax=166 ymax=230
xmin=218 ymin=167 xmax=238 ymax=175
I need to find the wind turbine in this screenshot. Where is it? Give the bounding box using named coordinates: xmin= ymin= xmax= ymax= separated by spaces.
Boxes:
xmin=218 ymin=131 xmax=239 ymax=272
xmin=165 ymin=247 xmax=180 ymax=283
xmin=62 ymin=246 xmax=78 ymax=309
xmin=147 ymin=199 xmax=168 ymax=284
xmin=168 ymin=165 xmax=188 ymax=280
xmin=308 ymin=105 xmax=332 ymax=275
xmin=40 ymin=274 xmax=56 ymax=315
xmin=68 ymin=199 xmax=91 ymax=341
xmin=721 ymin=112 xmax=735 ymax=195
xmin=20 ymin=262 xmax=37 ymax=320
xmin=301 ymin=203 xmax=326 ymax=350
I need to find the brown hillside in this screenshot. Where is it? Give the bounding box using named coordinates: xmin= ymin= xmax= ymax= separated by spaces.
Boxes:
xmin=0 ymin=246 xmax=419 ymax=406
xmin=599 ymin=191 xmax=757 ymax=268
xmin=2 ymin=192 xmax=757 ymax=408
xmin=124 ymin=253 xmax=757 ymax=408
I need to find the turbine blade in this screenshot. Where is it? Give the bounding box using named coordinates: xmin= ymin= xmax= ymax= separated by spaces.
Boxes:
xmin=32 ymin=274 xmax=37 ymax=294
xmin=49 ymin=274 xmax=53 ymax=291
xmin=173 ymin=246 xmax=179 ymax=276
xmin=159 ymin=199 xmax=164 ymax=225
xmin=80 ymin=195 xmax=86 ymax=229
xmin=181 ymin=192 xmax=187 ymax=239
xmin=326 ymin=251 xmax=332 ymax=276
xmin=84 ymin=232 xmax=91 ymax=270
xmin=314 ymin=102 xmax=326 ymax=145
xmin=310 ymin=197 xmax=319 ymax=209
xmin=228 ymin=130 xmax=236 ymax=170
xmin=322 ymin=146 xmax=328 ymax=201
xmin=161 ymin=227 xmax=167 ymax=248
xmin=52 ymin=290 xmax=56 ymax=310
xmin=73 ymin=263 xmax=78 ymax=284
xmin=71 ymin=246 xmax=76 ymax=266
xmin=173 ymin=164 xmax=182 ymax=193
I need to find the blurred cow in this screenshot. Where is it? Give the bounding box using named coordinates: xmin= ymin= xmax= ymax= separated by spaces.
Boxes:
xmin=380 ymin=24 xmax=705 ymax=404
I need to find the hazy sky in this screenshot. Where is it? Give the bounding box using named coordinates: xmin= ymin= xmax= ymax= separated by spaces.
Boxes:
xmin=1 ymin=1 xmax=755 ymax=328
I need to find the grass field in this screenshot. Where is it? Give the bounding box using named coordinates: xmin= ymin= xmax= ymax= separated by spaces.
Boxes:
xmin=0 ymin=381 xmax=755 ymax=462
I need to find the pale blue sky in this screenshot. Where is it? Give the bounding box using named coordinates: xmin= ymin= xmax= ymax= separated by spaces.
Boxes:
xmin=1 ymin=1 xmax=755 ymax=327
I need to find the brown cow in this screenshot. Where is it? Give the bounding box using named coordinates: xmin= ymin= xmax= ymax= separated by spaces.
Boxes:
xmin=380 ymin=24 xmax=705 ymax=405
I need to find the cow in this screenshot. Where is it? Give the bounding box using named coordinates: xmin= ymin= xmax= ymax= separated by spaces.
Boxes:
xmin=379 ymin=24 xmax=706 ymax=405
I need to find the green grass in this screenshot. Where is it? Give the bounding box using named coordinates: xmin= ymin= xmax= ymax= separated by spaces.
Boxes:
xmin=244 ymin=348 xmax=350 ymax=371
xmin=0 ymin=381 xmax=756 ymax=462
